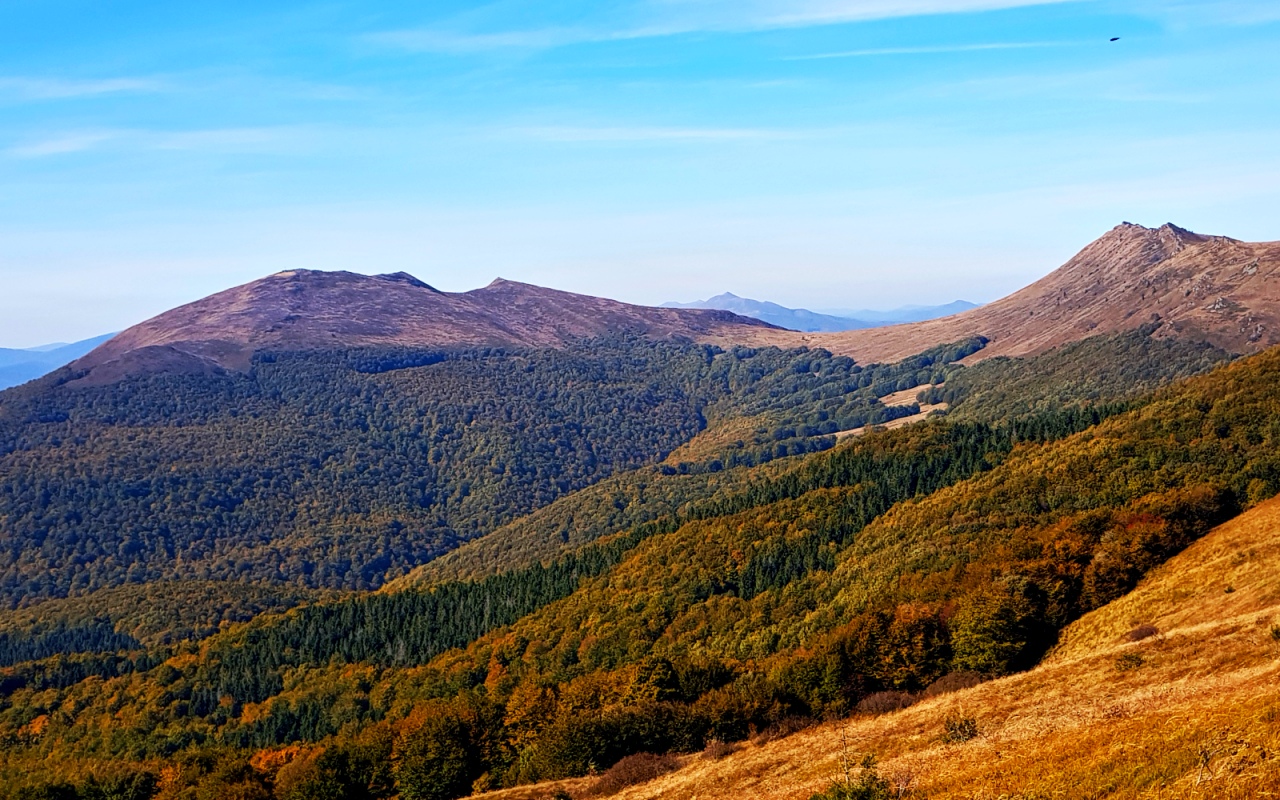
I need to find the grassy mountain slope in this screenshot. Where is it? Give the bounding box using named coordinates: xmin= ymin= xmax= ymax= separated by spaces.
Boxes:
xmin=529 ymin=493 xmax=1280 ymax=800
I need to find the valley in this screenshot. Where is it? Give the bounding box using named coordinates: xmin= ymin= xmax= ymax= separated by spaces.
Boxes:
xmin=0 ymin=223 xmax=1278 ymax=799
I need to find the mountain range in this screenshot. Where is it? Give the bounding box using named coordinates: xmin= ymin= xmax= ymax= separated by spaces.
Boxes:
xmin=812 ymin=299 xmax=980 ymax=324
xmin=47 ymin=221 xmax=1279 ymax=389
xmin=2 ymin=221 xmax=1280 ymax=799
xmin=0 ymin=333 xmax=115 ymax=391
xmin=659 ymin=294 xmax=977 ymax=332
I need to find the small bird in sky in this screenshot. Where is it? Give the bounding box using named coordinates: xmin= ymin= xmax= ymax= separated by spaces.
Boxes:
xmin=1110 ymin=37 xmax=1121 ymax=41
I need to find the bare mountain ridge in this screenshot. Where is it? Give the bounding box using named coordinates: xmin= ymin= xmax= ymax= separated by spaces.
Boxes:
xmin=67 ymin=270 xmax=779 ymax=383
xmin=56 ymin=222 xmax=1280 ymax=384
xmin=787 ymin=222 xmax=1280 ymax=363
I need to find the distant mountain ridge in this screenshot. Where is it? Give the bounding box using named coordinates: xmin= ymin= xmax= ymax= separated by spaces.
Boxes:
xmin=0 ymin=333 xmax=116 ymax=390
xmin=661 ymin=293 xmax=869 ymax=332
xmin=661 ymin=293 xmax=977 ymax=332
xmin=816 ymin=299 xmax=980 ymax=324
xmin=61 ymin=272 xmax=778 ymax=385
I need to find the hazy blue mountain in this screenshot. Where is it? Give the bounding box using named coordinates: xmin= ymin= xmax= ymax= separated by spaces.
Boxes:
xmin=661 ymin=293 xmax=978 ymax=332
xmin=660 ymin=293 xmax=868 ymax=332
xmin=0 ymin=333 xmax=115 ymax=390
xmin=815 ymin=300 xmax=979 ymax=324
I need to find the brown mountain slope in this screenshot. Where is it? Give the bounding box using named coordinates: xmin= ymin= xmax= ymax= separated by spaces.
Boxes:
xmin=481 ymin=492 xmax=1280 ymax=800
xmin=68 ymin=271 xmax=778 ymax=383
xmin=788 ymin=222 xmax=1280 ymax=364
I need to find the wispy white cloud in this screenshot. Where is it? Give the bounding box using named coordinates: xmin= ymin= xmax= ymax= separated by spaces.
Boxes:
xmin=723 ymin=0 xmax=1078 ymax=27
xmin=368 ymin=27 xmax=593 ymax=53
xmin=1131 ymin=0 xmax=1280 ymax=26
xmin=784 ymin=40 xmax=1084 ymax=59
xmin=0 ymin=76 xmax=163 ymax=100
xmin=365 ymin=22 xmax=710 ymax=54
xmin=6 ymin=127 xmax=309 ymax=159
xmin=6 ymin=132 xmax=115 ymax=158
xmin=148 ymin=127 xmax=303 ymax=152
xmin=507 ymin=125 xmax=807 ymax=142
xmin=369 ymin=0 xmax=1083 ymax=54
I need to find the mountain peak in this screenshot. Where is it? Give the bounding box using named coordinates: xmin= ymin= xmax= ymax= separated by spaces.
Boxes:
xmin=476 ymin=277 xmax=550 ymax=295
xmin=1106 ymin=221 xmax=1216 ymax=250
xmin=379 ymin=272 xmax=439 ymax=291
xmin=810 ymin=222 xmax=1280 ymax=364
xmin=1072 ymin=221 xmax=1220 ymax=275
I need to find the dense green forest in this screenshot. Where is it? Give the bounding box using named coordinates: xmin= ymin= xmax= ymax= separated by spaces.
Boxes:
xmin=411 ymin=325 xmax=1233 ymax=585
xmin=3 ymin=341 xmax=1271 ymax=794
xmin=0 ymin=337 xmax=977 ymax=605
xmin=0 ymin=582 xmax=327 ymax=655
xmin=38 ymin=409 xmax=1100 ymax=695
xmin=0 ymin=328 xmax=1260 ymax=799
xmin=926 ymin=322 xmax=1232 ymax=421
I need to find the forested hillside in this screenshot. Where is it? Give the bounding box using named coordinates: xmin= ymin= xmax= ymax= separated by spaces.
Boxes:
xmin=410 ymin=325 xmax=1232 ymax=585
xmin=0 ymin=581 xmax=327 ymax=657
xmin=0 ymin=337 xmax=980 ymax=605
xmin=929 ymin=322 xmax=1232 ymax=421
xmin=3 ymin=341 xmax=1279 ymax=798
xmin=551 ymin=492 xmax=1280 ymax=800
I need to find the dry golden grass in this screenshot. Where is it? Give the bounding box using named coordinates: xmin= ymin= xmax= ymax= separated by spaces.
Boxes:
xmin=835 ymin=403 xmax=948 ymax=439
xmin=832 ymin=383 xmax=946 ymax=440
xmin=474 ymin=778 xmax=593 ymax=800
xmin=1051 ymin=492 xmax=1280 ymax=661
xmin=480 ymin=496 xmax=1280 ymax=799
xmin=878 ymin=385 xmax=943 ymax=408
xmin=663 ymin=414 xmax=775 ymax=465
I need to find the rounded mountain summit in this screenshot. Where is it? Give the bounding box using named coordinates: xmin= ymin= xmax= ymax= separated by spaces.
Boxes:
xmin=65 ymin=273 xmax=780 ymax=384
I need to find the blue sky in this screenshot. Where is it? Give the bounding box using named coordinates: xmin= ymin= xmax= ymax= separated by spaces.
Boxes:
xmin=2 ymin=0 xmax=1279 ymax=346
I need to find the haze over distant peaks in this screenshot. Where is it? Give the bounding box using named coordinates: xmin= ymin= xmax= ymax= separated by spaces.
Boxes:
xmin=63 ymin=270 xmax=778 ymax=384
xmin=662 ymin=293 xmax=977 ymax=332
xmin=816 ymin=300 xmax=981 ymax=324
xmin=661 ymin=293 xmax=867 ymax=332
xmin=0 ymin=333 xmax=117 ymax=391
